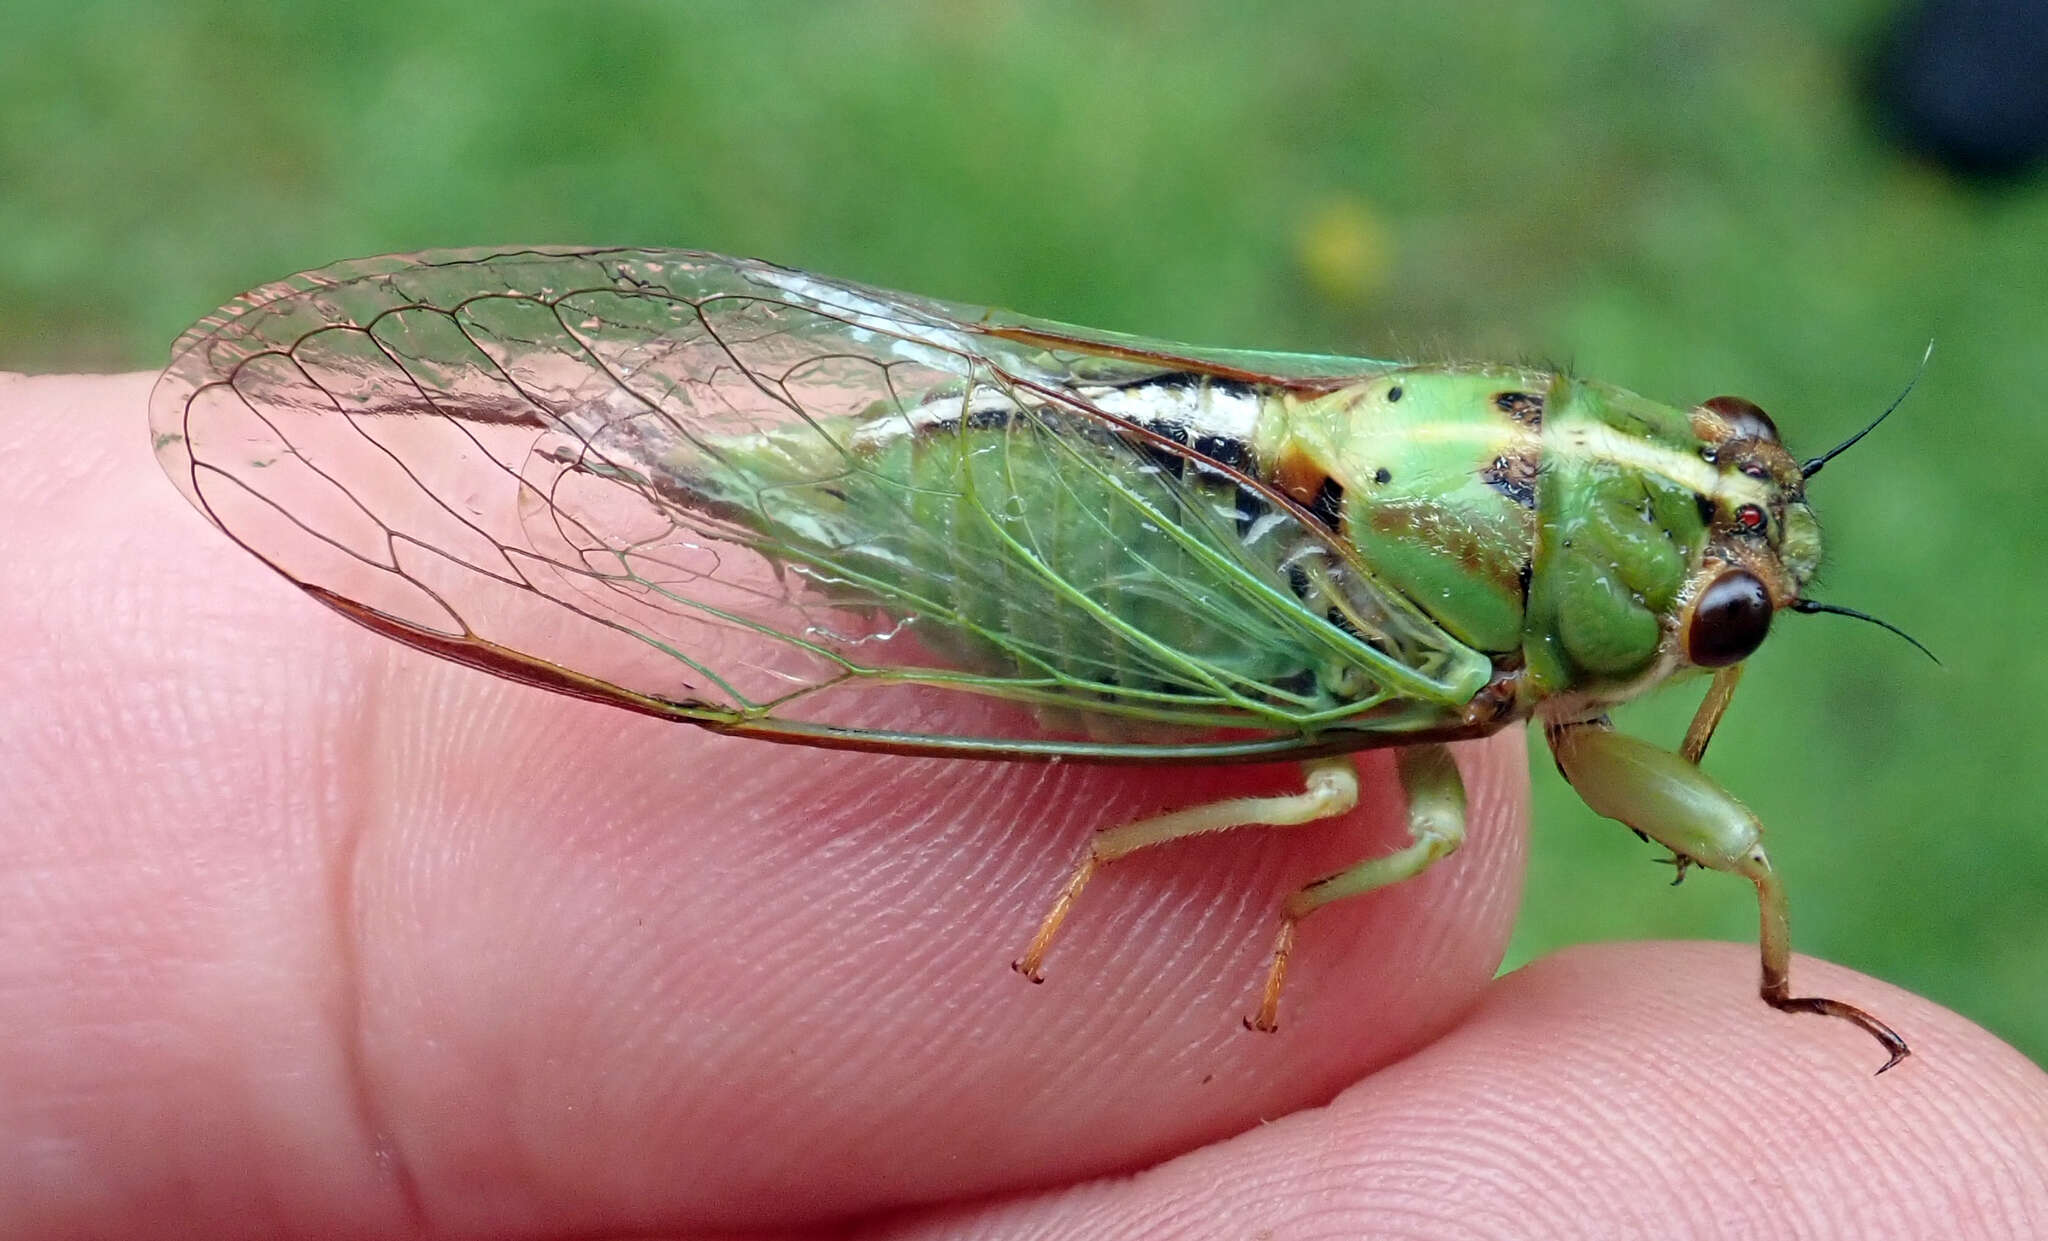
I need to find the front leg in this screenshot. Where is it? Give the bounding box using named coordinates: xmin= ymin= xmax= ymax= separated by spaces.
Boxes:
xmin=1546 ymin=718 xmax=1909 ymax=1073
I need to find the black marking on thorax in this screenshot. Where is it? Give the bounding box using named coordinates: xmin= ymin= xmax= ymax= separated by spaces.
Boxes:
xmin=1483 ymin=390 xmax=1545 ymax=509
xmin=1494 ymin=390 xmax=1544 ymax=426
xmin=1482 ymin=453 xmax=1540 ymax=509
xmin=1306 ymin=476 xmax=1345 ymax=531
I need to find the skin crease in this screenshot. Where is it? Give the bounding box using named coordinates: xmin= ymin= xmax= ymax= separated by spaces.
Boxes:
xmin=0 ymin=372 xmax=2043 ymax=1240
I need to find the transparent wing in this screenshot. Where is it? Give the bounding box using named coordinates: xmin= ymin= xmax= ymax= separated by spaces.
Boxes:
xmin=151 ymin=246 xmax=1490 ymax=761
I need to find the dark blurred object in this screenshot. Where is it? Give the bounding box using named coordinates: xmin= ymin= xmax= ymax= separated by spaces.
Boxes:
xmin=1871 ymin=0 xmax=2048 ymax=180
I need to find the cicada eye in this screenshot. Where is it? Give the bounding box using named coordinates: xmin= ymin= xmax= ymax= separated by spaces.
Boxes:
xmin=1687 ymin=570 xmax=1775 ymax=666
xmin=1701 ymin=395 xmax=1779 ymax=443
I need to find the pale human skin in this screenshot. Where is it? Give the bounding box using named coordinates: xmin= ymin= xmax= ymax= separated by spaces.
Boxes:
xmin=3 ymin=372 xmax=2045 ymax=1239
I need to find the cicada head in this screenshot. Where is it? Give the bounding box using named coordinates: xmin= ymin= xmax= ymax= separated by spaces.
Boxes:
xmin=1681 ymin=392 xmax=1936 ymax=671
xmin=1673 ymin=395 xmax=1819 ymax=671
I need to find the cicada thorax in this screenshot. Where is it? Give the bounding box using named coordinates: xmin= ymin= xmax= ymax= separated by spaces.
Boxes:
xmin=1261 ymin=368 xmax=1549 ymax=662
xmin=1516 ymin=379 xmax=1720 ymax=695
xmin=1269 ymin=368 xmax=1817 ymax=712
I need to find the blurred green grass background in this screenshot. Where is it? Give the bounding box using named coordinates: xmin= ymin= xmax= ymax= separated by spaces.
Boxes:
xmin=5 ymin=1 xmax=2042 ymax=1065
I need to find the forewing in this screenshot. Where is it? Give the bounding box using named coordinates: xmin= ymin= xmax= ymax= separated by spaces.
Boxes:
xmin=151 ymin=246 xmax=1485 ymax=759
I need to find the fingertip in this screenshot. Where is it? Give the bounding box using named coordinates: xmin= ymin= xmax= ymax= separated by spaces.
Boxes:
xmin=904 ymin=942 xmax=2048 ymax=1240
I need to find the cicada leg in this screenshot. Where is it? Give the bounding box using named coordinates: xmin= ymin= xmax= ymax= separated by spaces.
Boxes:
xmin=1013 ymin=756 xmax=1360 ymax=984
xmin=1014 ymin=747 xmax=1472 ymax=1034
xmin=1546 ymin=716 xmax=1910 ymax=1074
xmin=1249 ymin=743 xmax=1467 ymax=1031
xmin=1681 ymin=664 xmax=1744 ymax=764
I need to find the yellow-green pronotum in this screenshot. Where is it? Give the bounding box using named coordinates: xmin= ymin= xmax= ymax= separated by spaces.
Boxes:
xmin=150 ymin=247 xmax=1928 ymax=1071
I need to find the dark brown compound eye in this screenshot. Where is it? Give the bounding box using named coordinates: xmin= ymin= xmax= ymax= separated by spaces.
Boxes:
xmin=1687 ymin=570 xmax=1775 ymax=666
xmin=1701 ymin=395 xmax=1779 ymax=443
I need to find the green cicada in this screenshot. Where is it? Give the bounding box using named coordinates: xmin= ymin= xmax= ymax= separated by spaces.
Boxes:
xmin=150 ymin=246 xmax=1918 ymax=1070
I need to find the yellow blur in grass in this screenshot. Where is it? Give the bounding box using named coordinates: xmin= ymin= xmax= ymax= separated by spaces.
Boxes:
xmin=1294 ymin=196 xmax=1394 ymax=307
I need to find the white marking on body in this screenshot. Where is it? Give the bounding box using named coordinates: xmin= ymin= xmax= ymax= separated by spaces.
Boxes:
xmin=846 ymin=379 xmax=1268 ymax=455
xmin=1088 ymin=383 xmax=1264 ymax=444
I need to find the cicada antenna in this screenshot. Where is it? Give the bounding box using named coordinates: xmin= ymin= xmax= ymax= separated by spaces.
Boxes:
xmin=1801 ymin=340 xmax=1933 ymax=479
xmin=1789 ymin=598 xmax=1939 ymax=664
